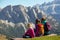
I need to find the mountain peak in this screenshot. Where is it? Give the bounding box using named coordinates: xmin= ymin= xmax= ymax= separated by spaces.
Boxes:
xmin=55 ymin=0 xmax=60 ymax=1
xmin=0 ymin=5 xmax=45 ymax=23
xmin=53 ymin=0 xmax=60 ymax=4
xmin=13 ymin=5 xmax=25 ymax=7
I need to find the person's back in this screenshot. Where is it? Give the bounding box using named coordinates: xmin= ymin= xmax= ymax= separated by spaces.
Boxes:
xmin=35 ymin=19 xmax=44 ymax=37
xmin=41 ymin=17 xmax=51 ymax=35
xmin=44 ymin=22 xmax=51 ymax=35
xmin=23 ymin=23 xmax=35 ymax=38
xmin=36 ymin=23 xmax=44 ymax=36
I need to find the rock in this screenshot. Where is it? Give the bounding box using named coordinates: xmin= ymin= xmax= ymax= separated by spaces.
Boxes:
xmin=11 ymin=38 xmax=25 ymax=40
xmin=14 ymin=23 xmax=26 ymax=38
xmin=47 ymin=34 xmax=57 ymax=36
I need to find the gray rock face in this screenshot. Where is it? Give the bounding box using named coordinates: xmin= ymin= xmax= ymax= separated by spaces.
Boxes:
xmin=0 ymin=8 xmax=2 ymax=12
xmin=0 ymin=5 xmax=44 ymax=23
xmin=0 ymin=20 xmax=26 ymax=38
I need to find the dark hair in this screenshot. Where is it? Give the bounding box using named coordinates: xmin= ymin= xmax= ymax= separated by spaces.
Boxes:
xmin=41 ymin=17 xmax=46 ymax=21
xmin=41 ymin=17 xmax=46 ymax=23
xmin=35 ymin=19 xmax=40 ymax=24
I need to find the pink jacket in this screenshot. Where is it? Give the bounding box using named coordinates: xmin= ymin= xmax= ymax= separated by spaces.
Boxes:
xmin=25 ymin=27 xmax=35 ymax=38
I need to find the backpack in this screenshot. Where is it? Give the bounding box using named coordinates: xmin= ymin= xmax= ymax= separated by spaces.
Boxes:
xmin=44 ymin=22 xmax=51 ymax=31
xmin=36 ymin=24 xmax=44 ymax=36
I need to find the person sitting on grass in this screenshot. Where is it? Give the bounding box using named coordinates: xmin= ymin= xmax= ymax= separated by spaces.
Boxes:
xmin=23 ymin=23 xmax=35 ymax=38
xmin=35 ymin=19 xmax=44 ymax=37
xmin=41 ymin=17 xmax=51 ymax=35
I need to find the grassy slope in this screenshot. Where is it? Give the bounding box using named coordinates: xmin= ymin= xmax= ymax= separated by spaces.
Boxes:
xmin=25 ymin=36 xmax=60 ymax=40
xmin=0 ymin=34 xmax=60 ymax=40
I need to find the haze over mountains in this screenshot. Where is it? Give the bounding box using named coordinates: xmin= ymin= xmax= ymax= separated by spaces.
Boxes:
xmin=0 ymin=0 xmax=60 ymax=37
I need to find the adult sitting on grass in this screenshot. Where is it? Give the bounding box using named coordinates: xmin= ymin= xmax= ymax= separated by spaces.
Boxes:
xmin=23 ymin=23 xmax=35 ymax=38
xmin=35 ymin=19 xmax=44 ymax=37
xmin=41 ymin=17 xmax=51 ymax=35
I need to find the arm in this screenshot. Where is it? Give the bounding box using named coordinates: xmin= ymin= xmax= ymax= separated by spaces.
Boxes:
xmin=30 ymin=29 xmax=35 ymax=38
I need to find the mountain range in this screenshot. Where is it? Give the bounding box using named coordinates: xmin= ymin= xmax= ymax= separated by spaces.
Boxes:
xmin=0 ymin=0 xmax=60 ymax=37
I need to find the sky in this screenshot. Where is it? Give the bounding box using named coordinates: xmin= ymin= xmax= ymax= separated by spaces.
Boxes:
xmin=0 ymin=0 xmax=54 ymax=8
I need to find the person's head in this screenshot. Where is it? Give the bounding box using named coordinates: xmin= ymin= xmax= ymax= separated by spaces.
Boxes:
xmin=41 ymin=17 xmax=46 ymax=21
xmin=27 ymin=23 xmax=32 ymax=28
xmin=35 ymin=19 xmax=41 ymax=24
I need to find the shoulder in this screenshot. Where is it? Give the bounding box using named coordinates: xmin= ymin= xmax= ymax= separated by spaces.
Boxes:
xmin=37 ymin=24 xmax=43 ymax=27
xmin=28 ymin=28 xmax=33 ymax=30
xmin=46 ymin=22 xmax=50 ymax=25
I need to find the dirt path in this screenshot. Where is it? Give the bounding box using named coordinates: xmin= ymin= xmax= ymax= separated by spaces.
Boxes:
xmin=47 ymin=34 xmax=57 ymax=36
xmin=12 ymin=38 xmax=27 ymax=40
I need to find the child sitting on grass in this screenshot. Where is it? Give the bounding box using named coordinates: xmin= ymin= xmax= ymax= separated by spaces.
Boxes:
xmin=23 ymin=23 xmax=35 ymax=38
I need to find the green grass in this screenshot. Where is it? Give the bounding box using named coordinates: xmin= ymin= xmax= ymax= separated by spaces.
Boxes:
xmin=25 ymin=36 xmax=60 ymax=40
xmin=1 ymin=34 xmax=60 ymax=40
